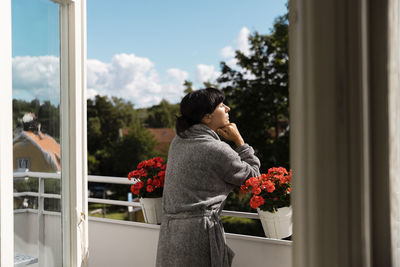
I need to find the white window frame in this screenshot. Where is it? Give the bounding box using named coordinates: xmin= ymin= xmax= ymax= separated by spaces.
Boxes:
xmin=58 ymin=0 xmax=88 ymax=266
xmin=0 ymin=0 xmax=14 ymax=265
xmin=0 ymin=0 xmax=88 ymax=266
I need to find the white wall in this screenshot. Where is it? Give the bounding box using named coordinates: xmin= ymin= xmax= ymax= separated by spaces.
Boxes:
xmin=88 ymin=218 xmax=160 ymax=267
xmin=14 ymin=212 xmax=292 ymax=267
xmin=88 ymin=217 xmax=292 ymax=267
xmin=226 ymin=233 xmax=291 ymax=267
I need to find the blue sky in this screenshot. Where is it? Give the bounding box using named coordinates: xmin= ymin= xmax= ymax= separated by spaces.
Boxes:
xmin=12 ymin=0 xmax=287 ymax=107
xmin=87 ymin=0 xmax=287 ymax=75
xmin=12 ymin=0 xmax=59 ymax=57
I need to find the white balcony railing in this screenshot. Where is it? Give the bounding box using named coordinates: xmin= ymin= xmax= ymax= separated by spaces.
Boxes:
xmin=13 ymin=171 xmax=292 ymax=267
xmin=14 ymin=171 xmax=261 ymax=220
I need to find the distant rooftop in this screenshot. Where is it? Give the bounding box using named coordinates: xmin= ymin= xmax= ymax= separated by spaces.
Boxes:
xmin=147 ymin=128 xmax=175 ymax=144
xmin=14 ymin=130 xmax=61 ymax=171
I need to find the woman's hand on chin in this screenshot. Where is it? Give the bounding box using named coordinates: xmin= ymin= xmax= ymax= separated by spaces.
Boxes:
xmin=216 ymin=123 xmax=245 ymax=147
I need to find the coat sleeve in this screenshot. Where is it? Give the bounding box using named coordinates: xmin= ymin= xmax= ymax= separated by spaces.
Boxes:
xmin=218 ymin=143 xmax=261 ymax=186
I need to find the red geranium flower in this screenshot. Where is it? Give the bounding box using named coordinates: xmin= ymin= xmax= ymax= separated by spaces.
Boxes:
xmin=265 ymin=180 xmax=275 ymax=193
xmin=152 ymin=179 xmax=161 ymax=188
xmin=147 ymin=185 xmax=154 ymax=192
xmin=250 ymin=195 xmax=265 ymax=209
xmin=128 ymin=157 xmax=167 ymax=198
xmin=242 ymin=167 xmax=292 ymax=212
xmin=252 ymin=187 xmax=261 ymax=195
xmin=240 ymin=185 xmax=249 ymax=193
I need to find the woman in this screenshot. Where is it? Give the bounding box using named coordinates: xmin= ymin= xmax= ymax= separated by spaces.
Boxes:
xmin=156 ymin=88 xmax=260 ymax=267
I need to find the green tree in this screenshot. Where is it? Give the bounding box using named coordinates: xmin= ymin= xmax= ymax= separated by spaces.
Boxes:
xmin=183 ymin=80 xmax=194 ymax=94
xmin=87 ymin=95 xmax=159 ymax=203
xmin=145 ymin=99 xmax=179 ymax=128
xmin=12 ymin=99 xmax=60 ymax=139
xmin=203 ymin=81 xmax=219 ymax=89
xmin=29 ymin=99 xmax=41 ymax=112
xmin=87 ymin=95 xmax=157 ymax=176
xmin=38 ymin=100 xmax=60 ymax=139
xmin=217 ymin=13 xmax=289 ymax=170
xmin=110 ymin=124 xmax=157 ymax=176
xmin=87 ymin=95 xmax=121 ymax=153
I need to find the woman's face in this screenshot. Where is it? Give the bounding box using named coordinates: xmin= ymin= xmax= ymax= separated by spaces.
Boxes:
xmin=204 ymin=102 xmax=230 ymax=131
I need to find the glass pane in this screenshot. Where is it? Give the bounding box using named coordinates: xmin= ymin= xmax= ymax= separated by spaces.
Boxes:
xmin=12 ymin=0 xmax=62 ymax=266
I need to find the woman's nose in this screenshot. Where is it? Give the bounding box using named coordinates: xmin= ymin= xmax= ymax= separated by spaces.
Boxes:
xmin=225 ymin=105 xmax=230 ymax=112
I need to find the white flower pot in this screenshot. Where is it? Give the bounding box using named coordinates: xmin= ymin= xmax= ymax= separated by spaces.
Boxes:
xmin=257 ymin=206 xmax=292 ymax=239
xmin=139 ymin=197 xmax=162 ymax=224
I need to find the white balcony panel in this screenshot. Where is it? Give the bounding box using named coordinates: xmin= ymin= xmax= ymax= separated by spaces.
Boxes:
xmin=88 ymin=217 xmax=292 ymax=267
xmin=225 ymin=233 xmax=292 ymax=267
xmin=88 ymin=217 xmax=160 ymax=267
xmin=14 ymin=212 xmax=62 ymax=267
xmin=14 ymin=211 xmax=292 ymax=266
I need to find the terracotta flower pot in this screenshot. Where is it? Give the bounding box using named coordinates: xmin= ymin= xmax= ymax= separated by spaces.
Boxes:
xmin=257 ymin=206 xmax=292 ymax=239
xmin=139 ymin=197 xmax=162 ymax=224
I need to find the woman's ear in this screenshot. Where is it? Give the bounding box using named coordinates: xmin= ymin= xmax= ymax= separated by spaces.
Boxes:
xmin=201 ymin=114 xmax=212 ymax=124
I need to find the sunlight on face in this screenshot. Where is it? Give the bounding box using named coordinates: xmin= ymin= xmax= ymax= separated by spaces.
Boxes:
xmin=206 ymin=103 xmax=230 ymax=131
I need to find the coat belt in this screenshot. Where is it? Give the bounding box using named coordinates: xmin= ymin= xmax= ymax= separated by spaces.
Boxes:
xmin=163 ymin=208 xmax=234 ymax=267
xmin=163 ymin=208 xmax=221 ymax=220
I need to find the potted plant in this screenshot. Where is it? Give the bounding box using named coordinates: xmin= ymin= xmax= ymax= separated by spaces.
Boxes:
xmin=128 ymin=157 xmax=166 ymax=224
xmin=241 ymin=167 xmax=292 ymax=239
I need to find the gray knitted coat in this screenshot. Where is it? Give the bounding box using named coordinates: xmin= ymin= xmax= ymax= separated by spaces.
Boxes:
xmin=156 ymin=124 xmax=260 ymax=267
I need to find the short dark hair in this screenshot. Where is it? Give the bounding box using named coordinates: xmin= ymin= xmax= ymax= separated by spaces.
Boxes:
xmin=176 ymin=88 xmax=225 ymax=137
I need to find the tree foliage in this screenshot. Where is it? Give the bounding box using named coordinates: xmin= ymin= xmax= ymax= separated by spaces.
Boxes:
xmin=144 ymin=99 xmax=179 ymax=128
xmin=13 ymin=95 xmax=176 ymax=178
xmin=217 ymin=13 xmax=289 ymax=170
xmin=183 ymin=80 xmax=194 ymax=94
xmin=87 ymin=95 xmax=157 ymax=176
xmin=13 ymin=99 xmax=60 ymax=140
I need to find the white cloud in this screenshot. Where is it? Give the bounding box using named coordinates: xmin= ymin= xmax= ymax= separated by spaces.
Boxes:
xmin=86 ymin=88 xmax=99 ymax=100
xmin=219 ymin=27 xmax=251 ymax=69
xmin=87 ymin=53 xmax=187 ymax=107
xmin=237 ymin=27 xmax=251 ymax=56
xmin=166 ymin=68 xmax=189 ymax=81
xmin=13 ymin=53 xmax=188 ymax=108
xmin=12 ymin=56 xmax=60 ymax=104
xmin=221 ymin=46 xmax=235 ymax=58
xmin=195 ymin=64 xmax=221 ymax=84
xmin=87 ymin=59 xmax=109 ymax=89
xmin=161 ymin=68 xmax=189 ymax=100
xmin=225 ymin=58 xmax=238 ymax=69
